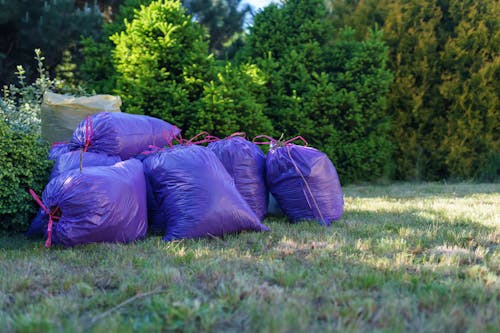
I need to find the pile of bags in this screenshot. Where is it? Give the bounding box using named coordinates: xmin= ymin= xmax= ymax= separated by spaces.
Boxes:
xmin=28 ymin=112 xmax=344 ymax=247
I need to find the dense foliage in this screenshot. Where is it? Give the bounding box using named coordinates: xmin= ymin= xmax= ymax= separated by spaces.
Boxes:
xmin=241 ymin=0 xmax=393 ymax=183
xmin=196 ymin=63 xmax=273 ymax=138
xmin=2 ymin=0 xmax=497 ymax=186
xmin=0 ymin=120 xmax=52 ymax=233
xmin=328 ymin=0 xmax=500 ymax=181
xmin=111 ymin=0 xmax=269 ymax=138
xmin=438 ymin=0 xmax=499 ymax=181
xmin=0 ymin=51 xmax=53 ymax=232
xmin=80 ymin=0 xmax=250 ymax=93
xmin=0 ymin=0 xmax=102 ymax=86
xmin=111 ymin=0 xmax=213 ymax=129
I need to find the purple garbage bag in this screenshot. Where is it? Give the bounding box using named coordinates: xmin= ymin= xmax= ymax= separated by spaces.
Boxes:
xmin=70 ymin=112 xmax=180 ymax=160
xmin=266 ymin=140 xmax=343 ymax=225
xmin=33 ymin=159 xmax=147 ymax=247
xmin=208 ymin=136 xmax=268 ymax=220
xmin=27 ymin=151 xmax=122 ymax=238
xmin=142 ymin=145 xmax=269 ymax=241
xmin=50 ymin=151 xmax=121 ymax=179
xmin=48 ymin=142 xmax=71 ymax=160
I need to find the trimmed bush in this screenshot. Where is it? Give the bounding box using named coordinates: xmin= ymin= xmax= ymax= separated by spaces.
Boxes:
xmin=111 ymin=0 xmax=213 ymax=129
xmin=0 ymin=0 xmax=102 ymax=86
xmin=335 ymin=0 xmax=500 ymax=181
xmin=0 ymin=119 xmax=52 ymax=233
xmin=240 ymin=0 xmax=393 ymax=183
xmin=111 ymin=0 xmax=273 ymax=137
xmin=195 ymin=63 xmax=273 ymax=138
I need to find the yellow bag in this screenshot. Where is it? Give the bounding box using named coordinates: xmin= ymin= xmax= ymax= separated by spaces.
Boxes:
xmin=41 ymin=91 xmax=121 ymax=143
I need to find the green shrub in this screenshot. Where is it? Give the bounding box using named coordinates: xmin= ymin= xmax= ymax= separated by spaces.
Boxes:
xmin=0 ymin=50 xmax=53 ymax=233
xmin=0 ymin=120 xmax=52 ymax=233
xmin=335 ymin=0 xmax=500 ymax=181
xmin=240 ymin=0 xmax=393 ymax=183
xmin=80 ymin=0 xmax=249 ymax=94
xmin=0 ymin=49 xmax=53 ymax=134
xmin=80 ymin=0 xmax=154 ymax=94
xmin=439 ymin=0 xmax=500 ymax=181
xmin=194 ymin=62 xmax=273 ymax=138
xmin=0 ymin=0 xmax=102 ymax=86
xmin=111 ymin=0 xmax=214 ymax=130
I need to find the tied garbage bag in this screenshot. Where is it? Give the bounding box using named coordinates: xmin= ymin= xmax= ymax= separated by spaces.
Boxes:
xmin=41 ymin=91 xmax=121 ymax=144
xmin=50 ymin=151 xmax=121 ymax=179
xmin=26 ymin=151 xmax=121 ymax=238
xmin=70 ymin=112 xmax=180 ymax=160
xmin=208 ymin=134 xmax=268 ymax=220
xmin=48 ymin=142 xmax=71 ymax=160
xmin=29 ymin=159 xmax=147 ymax=247
xmin=264 ymin=136 xmax=343 ymax=225
xmin=142 ymin=144 xmax=269 ymax=241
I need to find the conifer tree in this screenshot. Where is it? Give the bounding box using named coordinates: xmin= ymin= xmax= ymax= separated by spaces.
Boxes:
xmin=339 ymin=0 xmax=500 ymax=180
xmin=439 ymin=0 xmax=500 ymax=180
xmin=0 ymin=0 xmax=101 ymax=85
xmin=81 ymin=0 xmax=250 ymax=92
xmin=382 ymin=0 xmax=447 ymax=180
xmin=111 ymin=0 xmax=272 ymax=137
xmin=242 ymin=0 xmax=393 ymax=183
xmin=111 ymin=0 xmax=213 ymax=128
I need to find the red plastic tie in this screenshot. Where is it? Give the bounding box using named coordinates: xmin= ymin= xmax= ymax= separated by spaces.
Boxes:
xmin=186 ymin=132 xmax=219 ymax=145
xmin=187 ymin=131 xmax=209 ymax=144
xmin=162 ymin=127 xmax=181 ymax=148
xmin=283 ymin=136 xmax=308 ymax=146
xmin=205 ymin=135 xmax=220 ymax=142
xmin=228 ymin=132 xmax=246 ymax=139
xmin=51 ymin=141 xmax=69 ymax=147
xmin=83 ymin=116 xmax=93 ymax=152
xmin=45 ymin=206 xmax=62 ymax=248
xmin=29 ymin=189 xmax=61 ymax=248
xmin=253 ymin=135 xmax=276 ymax=145
xmin=29 ymin=189 xmax=49 ymax=214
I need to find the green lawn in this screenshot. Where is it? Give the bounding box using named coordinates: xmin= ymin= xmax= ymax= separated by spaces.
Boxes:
xmin=1 ymin=182 xmax=499 ymax=332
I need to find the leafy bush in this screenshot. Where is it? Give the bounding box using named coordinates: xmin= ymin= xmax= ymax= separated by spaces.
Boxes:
xmin=0 ymin=49 xmax=52 ymax=134
xmin=80 ymin=0 xmax=250 ymax=93
xmin=335 ymin=0 xmax=500 ymax=181
xmin=0 ymin=120 xmax=52 ymax=233
xmin=195 ymin=63 xmax=273 ymax=138
xmin=240 ymin=0 xmax=393 ymax=183
xmin=0 ymin=0 xmax=102 ymax=86
xmin=111 ymin=0 xmax=214 ymax=130
xmin=0 ymin=50 xmax=53 ymax=233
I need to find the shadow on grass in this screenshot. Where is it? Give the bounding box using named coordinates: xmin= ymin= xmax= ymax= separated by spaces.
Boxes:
xmin=344 ymin=182 xmax=500 ymax=198
xmin=0 ymin=208 xmax=498 ymax=332
xmin=1 ymin=203 xmax=496 ymax=252
xmin=0 ymin=234 xmax=42 ymax=251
